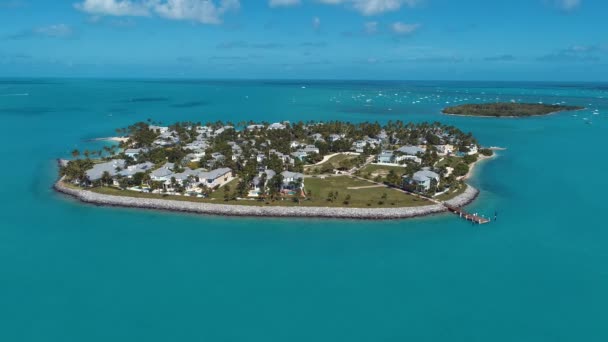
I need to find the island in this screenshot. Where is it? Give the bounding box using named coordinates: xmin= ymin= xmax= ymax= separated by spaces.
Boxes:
xmin=442 ymin=102 xmax=584 ymax=117
xmin=55 ymin=120 xmax=496 ymax=220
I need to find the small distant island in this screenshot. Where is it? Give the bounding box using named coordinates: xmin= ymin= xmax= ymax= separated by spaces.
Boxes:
xmin=443 ymin=103 xmax=584 ymax=117
xmin=55 ymin=119 xmax=496 ymax=220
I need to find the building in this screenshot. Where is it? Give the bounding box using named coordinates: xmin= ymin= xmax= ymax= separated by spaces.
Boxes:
xmin=404 ymin=169 xmax=440 ymax=191
xmin=124 ymin=148 xmax=147 ymax=159
xmin=435 ymin=144 xmax=454 ymax=155
xmin=118 ymin=162 xmax=155 ymax=178
xmin=397 ymin=145 xmax=426 ymax=156
xmin=85 ymin=159 xmax=126 ymax=181
xmin=149 ymin=125 xmax=169 ymax=134
xmin=268 ymin=122 xmax=286 ymax=130
xmin=151 ymin=163 xmax=175 ymax=182
xmin=199 ymin=168 xmax=233 ymax=188
xmin=247 ymin=124 xmax=265 ymax=131
xmin=291 ymin=151 xmax=308 ymax=161
xmin=377 ymin=151 xmax=394 ymax=163
xmin=281 ymin=171 xmax=304 ymax=190
xmin=301 ymin=145 xmax=320 ymax=154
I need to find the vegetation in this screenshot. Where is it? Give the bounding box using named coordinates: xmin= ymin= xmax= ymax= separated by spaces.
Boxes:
xmin=443 ymin=103 xmax=584 ymax=117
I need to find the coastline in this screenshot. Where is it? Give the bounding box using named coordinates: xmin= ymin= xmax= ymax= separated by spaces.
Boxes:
xmin=90 ymin=136 xmax=130 ymax=143
xmin=443 ymin=107 xmax=586 ymax=118
xmin=53 ymin=180 xmax=480 ymax=221
xmin=461 ymin=153 xmax=496 ymax=181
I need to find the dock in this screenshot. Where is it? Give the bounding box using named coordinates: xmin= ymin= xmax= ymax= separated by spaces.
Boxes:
xmin=444 ymin=205 xmax=491 ymax=225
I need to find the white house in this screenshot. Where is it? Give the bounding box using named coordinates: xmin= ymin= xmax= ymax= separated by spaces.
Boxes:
xmin=404 ymin=168 xmax=440 ymax=191
xmin=268 ymin=122 xmax=286 ymax=130
xmin=149 ymin=125 xmax=169 ymax=134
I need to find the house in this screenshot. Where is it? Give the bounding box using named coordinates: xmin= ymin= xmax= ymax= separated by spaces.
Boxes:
xmin=394 ymin=155 xmax=422 ymax=164
xmin=435 ymin=144 xmax=454 ymax=155
xmin=291 ymin=151 xmax=308 ymax=161
xmin=281 ymin=171 xmax=304 ymax=190
xmin=377 ymin=151 xmax=394 ymax=163
xmin=199 ymin=168 xmax=233 ymax=188
xmin=149 ymin=125 xmax=168 ymax=134
xmin=301 ymin=145 xmax=320 ymax=154
xmin=329 ymin=134 xmax=342 ymax=142
xmin=213 ymin=126 xmax=233 ymax=136
xmin=247 ymin=124 xmax=265 ymax=131
xmin=85 ymin=159 xmax=126 ymax=181
xmin=124 ymin=148 xmax=147 ymax=159
xmin=403 ymin=168 xmax=440 ymax=191
xmin=151 ymin=163 xmax=175 ymax=182
xmin=251 ymin=170 xmax=276 ymax=192
xmin=118 ymin=162 xmax=155 ymax=178
xmin=311 ymin=133 xmax=324 ymax=142
xmin=290 ymin=141 xmax=303 ymax=149
xmin=376 ymin=130 xmax=388 ymax=141
xmin=467 ymin=145 xmax=479 ymax=155
xmin=268 ymin=122 xmax=286 ymax=130
xmin=397 ymin=145 xmax=426 ymax=156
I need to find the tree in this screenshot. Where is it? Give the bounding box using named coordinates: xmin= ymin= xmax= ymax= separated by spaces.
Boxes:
xmin=223 ymin=185 xmax=232 ymax=202
xmin=71 ymin=149 xmax=80 ymax=159
xmin=100 ymin=171 xmax=113 ymax=187
xmin=343 ymin=194 xmax=351 ymax=205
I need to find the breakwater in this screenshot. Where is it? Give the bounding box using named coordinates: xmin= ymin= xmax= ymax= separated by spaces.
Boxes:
xmin=54 ymin=181 xmax=479 ymax=220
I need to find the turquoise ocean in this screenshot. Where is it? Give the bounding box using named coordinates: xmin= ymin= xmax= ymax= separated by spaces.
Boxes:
xmin=1 ymin=79 xmax=607 ymax=341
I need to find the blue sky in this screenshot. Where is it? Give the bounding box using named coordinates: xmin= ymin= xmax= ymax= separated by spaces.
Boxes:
xmin=0 ymin=0 xmax=606 ymax=81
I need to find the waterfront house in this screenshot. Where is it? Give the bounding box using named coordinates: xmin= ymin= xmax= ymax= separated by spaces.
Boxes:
xmin=149 ymin=125 xmax=169 ymax=134
xmin=86 ymin=159 xmax=126 ymax=182
xmin=118 ymin=162 xmax=155 ymax=178
xmin=268 ymin=122 xmax=286 ymax=130
xmin=247 ymin=124 xmax=265 ymax=131
xmin=281 ymin=171 xmax=304 ymax=190
xmin=199 ymin=168 xmax=233 ymax=188
xmin=403 ymin=169 xmax=440 ymax=191
xmin=151 ymin=163 xmax=175 ymax=182
xmin=435 ymin=144 xmax=454 ymax=155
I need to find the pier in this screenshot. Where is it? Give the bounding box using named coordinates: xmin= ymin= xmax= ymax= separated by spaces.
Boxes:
xmin=444 ymin=205 xmax=491 ymax=225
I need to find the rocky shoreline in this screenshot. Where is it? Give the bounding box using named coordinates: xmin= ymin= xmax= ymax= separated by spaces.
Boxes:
xmin=54 ymin=181 xmax=479 ymax=220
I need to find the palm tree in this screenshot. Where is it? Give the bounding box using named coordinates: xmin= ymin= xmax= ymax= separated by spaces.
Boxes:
xmin=71 ymin=149 xmax=80 ymax=159
xmin=101 ymin=171 xmax=112 ymax=187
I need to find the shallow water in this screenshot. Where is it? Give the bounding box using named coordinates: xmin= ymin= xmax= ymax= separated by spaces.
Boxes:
xmin=1 ymin=79 xmax=607 ymax=341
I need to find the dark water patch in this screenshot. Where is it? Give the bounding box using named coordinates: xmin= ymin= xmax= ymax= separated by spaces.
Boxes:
xmin=0 ymin=106 xmax=84 ymax=116
xmin=170 ymin=101 xmax=209 ymax=108
xmin=0 ymin=79 xmax=62 ymax=85
xmin=121 ymin=97 xmax=169 ymax=103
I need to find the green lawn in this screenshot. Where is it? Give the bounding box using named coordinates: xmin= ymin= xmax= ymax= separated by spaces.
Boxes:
xmin=435 ymin=182 xmax=468 ymax=201
xmin=358 ymin=164 xmax=407 ymax=180
xmin=303 ymin=176 xmax=430 ymax=208
xmin=86 ymin=176 xmax=431 ymax=208
xmin=305 ymin=154 xmax=356 ymax=173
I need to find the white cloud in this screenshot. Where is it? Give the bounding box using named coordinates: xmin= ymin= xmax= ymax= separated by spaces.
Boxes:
xmin=551 ymin=0 xmax=581 ymax=11
xmin=74 ymin=0 xmax=150 ymax=17
xmin=391 ymin=22 xmax=420 ymax=35
xmin=317 ymin=0 xmax=421 ymax=15
xmin=33 ymin=24 xmax=74 ymax=38
xmin=269 ymin=0 xmax=300 ymax=7
xmin=74 ymin=0 xmax=240 ymax=24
